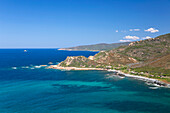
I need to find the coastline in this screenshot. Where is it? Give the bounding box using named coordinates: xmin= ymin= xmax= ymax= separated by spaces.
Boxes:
xmin=47 ymin=65 xmax=107 ymax=70
xmin=47 ymin=65 xmax=170 ymax=88
xmin=108 ymin=69 xmax=170 ymax=88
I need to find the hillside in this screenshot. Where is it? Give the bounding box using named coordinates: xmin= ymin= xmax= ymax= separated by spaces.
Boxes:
xmin=93 ymin=51 xmax=137 ymax=65
xmin=58 ymin=42 xmax=130 ymax=51
xmin=93 ymin=33 xmax=170 ymax=77
xmin=58 ymin=33 xmax=170 ymax=67
xmin=132 ymin=54 xmax=170 ymax=69
xmin=113 ymin=33 xmax=170 ymax=61
xmin=57 ymin=33 xmax=170 ymax=83
xmin=93 ymin=33 xmax=170 ymax=64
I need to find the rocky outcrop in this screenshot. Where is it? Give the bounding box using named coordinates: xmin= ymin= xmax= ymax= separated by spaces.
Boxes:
xmin=58 ymin=56 xmax=99 ymax=68
xmin=88 ymin=56 xmax=94 ymax=60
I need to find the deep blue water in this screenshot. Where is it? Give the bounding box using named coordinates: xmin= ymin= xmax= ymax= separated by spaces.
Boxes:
xmin=0 ymin=49 xmax=170 ymax=113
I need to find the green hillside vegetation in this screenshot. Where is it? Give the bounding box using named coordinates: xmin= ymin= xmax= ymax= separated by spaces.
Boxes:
xmin=58 ymin=33 xmax=170 ymax=83
xmin=114 ymin=33 xmax=170 ymax=61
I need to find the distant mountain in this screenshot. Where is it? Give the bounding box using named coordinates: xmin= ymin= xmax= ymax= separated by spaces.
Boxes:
xmin=58 ymin=42 xmax=130 ymax=51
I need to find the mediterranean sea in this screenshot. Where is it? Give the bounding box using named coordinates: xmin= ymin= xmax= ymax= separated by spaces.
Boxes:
xmin=0 ymin=49 xmax=170 ymax=113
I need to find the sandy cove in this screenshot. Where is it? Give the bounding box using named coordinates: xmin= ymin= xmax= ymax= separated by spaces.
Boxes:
xmin=47 ymin=65 xmax=107 ymax=71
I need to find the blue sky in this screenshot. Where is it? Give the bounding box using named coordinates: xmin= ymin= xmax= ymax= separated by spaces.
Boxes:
xmin=0 ymin=0 xmax=170 ymax=48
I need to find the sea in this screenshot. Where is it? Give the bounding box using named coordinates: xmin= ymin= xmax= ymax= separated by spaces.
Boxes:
xmin=0 ymin=49 xmax=170 ymax=113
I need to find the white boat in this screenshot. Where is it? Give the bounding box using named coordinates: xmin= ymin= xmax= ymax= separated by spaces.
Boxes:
xmin=12 ymin=67 xmax=17 ymax=69
xmin=34 ymin=66 xmax=41 ymax=68
xmin=24 ymin=50 xmax=27 ymax=52
xmin=25 ymin=66 xmax=29 ymax=68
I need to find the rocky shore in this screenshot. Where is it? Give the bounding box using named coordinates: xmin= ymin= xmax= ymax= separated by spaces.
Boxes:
xmin=47 ymin=65 xmax=170 ymax=88
xmin=108 ymin=69 xmax=169 ymax=88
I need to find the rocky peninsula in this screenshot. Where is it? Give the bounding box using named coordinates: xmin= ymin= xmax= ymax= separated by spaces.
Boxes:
xmin=50 ymin=33 xmax=170 ymax=87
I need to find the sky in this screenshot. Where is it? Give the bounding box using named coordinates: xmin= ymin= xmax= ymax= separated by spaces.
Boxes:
xmin=0 ymin=0 xmax=170 ymax=48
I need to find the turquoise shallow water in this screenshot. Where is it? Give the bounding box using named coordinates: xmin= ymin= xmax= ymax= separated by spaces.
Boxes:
xmin=0 ymin=49 xmax=170 ymax=113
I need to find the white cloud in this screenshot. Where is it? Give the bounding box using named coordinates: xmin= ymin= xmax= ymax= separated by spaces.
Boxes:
xmin=142 ymin=36 xmax=152 ymax=39
xmin=134 ymin=29 xmax=140 ymax=31
xmin=129 ymin=29 xmax=140 ymax=31
xmin=116 ymin=30 xmax=118 ymax=32
xmin=124 ymin=35 xmax=139 ymax=40
xmin=144 ymin=28 xmax=159 ymax=33
xmin=120 ymin=40 xmax=131 ymax=42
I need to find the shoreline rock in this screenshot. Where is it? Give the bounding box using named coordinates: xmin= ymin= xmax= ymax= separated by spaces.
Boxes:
xmin=109 ymin=69 xmax=169 ymax=88
xmin=47 ymin=65 xmax=170 ymax=88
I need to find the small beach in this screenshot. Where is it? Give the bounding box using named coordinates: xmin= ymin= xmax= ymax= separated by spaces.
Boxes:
xmin=47 ymin=65 xmax=107 ymax=70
